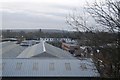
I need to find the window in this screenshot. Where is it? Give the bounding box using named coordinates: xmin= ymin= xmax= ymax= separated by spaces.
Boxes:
xmin=33 ymin=62 xmax=38 ymax=71
xmin=65 ymin=63 xmax=71 ymax=71
xmin=49 ymin=63 xmax=54 ymax=71
xmin=16 ymin=62 xmax=22 ymax=70
xmin=2 ymin=62 xmax=5 ymax=70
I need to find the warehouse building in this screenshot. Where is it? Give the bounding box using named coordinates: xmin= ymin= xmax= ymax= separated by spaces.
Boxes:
xmin=1 ymin=41 xmax=100 ymax=79
xmin=2 ymin=58 xmax=99 ymax=77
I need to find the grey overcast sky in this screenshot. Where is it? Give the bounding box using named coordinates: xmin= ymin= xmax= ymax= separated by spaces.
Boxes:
xmin=0 ymin=0 xmax=105 ymax=30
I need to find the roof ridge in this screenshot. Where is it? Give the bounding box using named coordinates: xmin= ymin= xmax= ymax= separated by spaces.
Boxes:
xmin=42 ymin=41 xmax=46 ymax=52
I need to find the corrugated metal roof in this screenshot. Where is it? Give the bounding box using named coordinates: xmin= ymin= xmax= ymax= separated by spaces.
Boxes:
xmin=2 ymin=58 xmax=100 ymax=77
xmin=17 ymin=42 xmax=44 ymax=58
xmin=17 ymin=42 xmax=75 ymax=59
xmin=44 ymin=42 xmax=75 ymax=59
xmin=0 ymin=42 xmax=26 ymax=58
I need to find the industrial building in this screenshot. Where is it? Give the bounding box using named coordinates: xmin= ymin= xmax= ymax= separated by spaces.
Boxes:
xmin=0 ymin=41 xmax=100 ymax=79
xmin=2 ymin=58 xmax=99 ymax=77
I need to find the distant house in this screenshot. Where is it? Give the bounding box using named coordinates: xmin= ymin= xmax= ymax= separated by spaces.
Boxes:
xmin=61 ymin=43 xmax=93 ymax=57
xmin=40 ymin=38 xmax=77 ymax=43
xmin=61 ymin=42 xmax=79 ymax=54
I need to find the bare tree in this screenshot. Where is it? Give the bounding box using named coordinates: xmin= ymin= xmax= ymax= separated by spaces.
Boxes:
xmin=66 ymin=9 xmax=102 ymax=46
xmin=66 ymin=0 xmax=120 ymax=77
xmin=66 ymin=9 xmax=93 ymax=32
xmin=87 ymin=0 xmax=120 ymax=33
xmin=86 ymin=0 xmax=120 ymax=77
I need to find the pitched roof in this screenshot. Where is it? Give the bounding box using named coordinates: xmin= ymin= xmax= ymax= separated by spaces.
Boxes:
xmin=17 ymin=42 xmax=75 ymax=59
xmin=0 ymin=42 xmax=26 ymax=58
